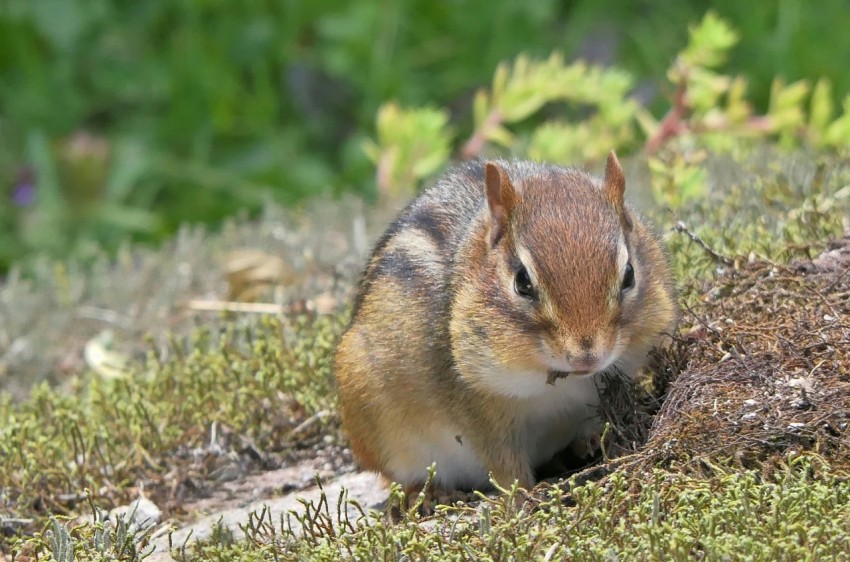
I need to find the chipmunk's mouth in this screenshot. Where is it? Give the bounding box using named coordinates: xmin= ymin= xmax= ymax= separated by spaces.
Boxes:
xmin=546 ymin=369 xmax=594 ymax=384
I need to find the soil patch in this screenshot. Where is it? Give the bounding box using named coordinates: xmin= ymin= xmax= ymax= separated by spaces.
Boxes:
xmin=616 ymin=233 xmax=850 ymax=474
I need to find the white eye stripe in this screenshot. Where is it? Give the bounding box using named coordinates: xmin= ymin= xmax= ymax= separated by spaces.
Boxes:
xmin=514 ymin=242 xmax=558 ymax=315
xmin=515 ymin=244 xmax=539 ymax=286
xmin=616 ymin=234 xmax=630 ymax=273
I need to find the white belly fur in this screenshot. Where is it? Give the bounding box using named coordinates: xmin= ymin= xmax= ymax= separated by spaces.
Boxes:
xmin=384 ymin=374 xmax=602 ymax=489
xmin=387 ymin=422 xmax=489 ymax=489
xmin=518 ymin=373 xmax=602 ymax=467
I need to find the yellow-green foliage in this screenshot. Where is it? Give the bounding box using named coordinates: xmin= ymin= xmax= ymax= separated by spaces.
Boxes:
xmin=474 ymin=54 xmax=637 ymax=163
xmin=363 ymin=103 xmax=453 ymax=197
xmin=367 ymin=11 xmax=850 ymax=209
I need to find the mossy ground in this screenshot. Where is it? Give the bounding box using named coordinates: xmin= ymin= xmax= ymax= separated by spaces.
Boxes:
xmin=1 ymin=148 xmax=849 ymax=560
xmin=184 ymin=460 xmax=850 ymax=561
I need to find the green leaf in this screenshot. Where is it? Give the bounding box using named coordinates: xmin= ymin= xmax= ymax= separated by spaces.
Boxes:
xmin=104 ymin=139 xmax=150 ymax=204
xmin=824 ymin=95 xmax=850 ymax=147
xmin=26 ymin=131 xmax=64 ymax=215
xmin=500 ymin=93 xmax=548 ymax=123
xmin=724 ymin=76 xmax=751 ymax=124
xmin=491 ymin=61 xmax=509 ymax=100
xmin=809 ymin=79 xmax=834 ymax=135
xmin=367 ymin=102 xmax=452 ymax=196
xmin=768 ymin=78 xmax=810 ymax=133
xmin=681 ymin=11 xmax=739 ymax=69
xmin=485 ymin=124 xmax=515 ymax=148
xmin=473 ymin=90 xmax=490 ymax=129
xmin=687 ymin=68 xmax=732 ymax=113
xmin=96 ymin=202 xmax=160 ymax=233
xmin=634 ymin=107 xmax=659 ymax=137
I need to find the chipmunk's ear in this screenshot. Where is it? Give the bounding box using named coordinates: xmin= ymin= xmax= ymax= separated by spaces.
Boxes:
xmin=604 ymin=151 xmax=632 ymax=231
xmin=485 ymin=161 xmax=516 ymax=246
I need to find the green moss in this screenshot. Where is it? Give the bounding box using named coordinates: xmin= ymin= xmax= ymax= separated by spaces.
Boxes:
xmin=175 ymin=457 xmax=849 ymax=561
xmin=0 ymin=313 xmax=344 ymax=537
xmin=3 ymin=147 xmax=850 ymax=559
xmin=14 ymin=456 xmax=848 ymax=560
xmin=651 ymin=148 xmax=850 ymax=295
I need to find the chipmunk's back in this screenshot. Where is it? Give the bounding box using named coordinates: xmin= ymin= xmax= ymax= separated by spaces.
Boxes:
xmin=336 ymin=161 xmax=497 ymax=483
xmin=348 ymin=161 xmax=486 ymax=325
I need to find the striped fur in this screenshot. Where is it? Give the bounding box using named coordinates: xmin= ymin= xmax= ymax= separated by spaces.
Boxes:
xmin=334 ymin=154 xmax=677 ymax=492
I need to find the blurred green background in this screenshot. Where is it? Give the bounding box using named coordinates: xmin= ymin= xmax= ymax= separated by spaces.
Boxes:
xmin=1 ymin=0 xmax=849 ymax=272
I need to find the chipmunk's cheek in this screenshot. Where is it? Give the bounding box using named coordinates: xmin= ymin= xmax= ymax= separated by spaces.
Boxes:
xmin=486 ymin=328 xmax=540 ymax=364
xmin=461 ymin=335 xmax=556 ymax=398
xmin=609 ymin=331 xmax=628 ymax=359
xmin=475 ymin=366 xmax=557 ymax=398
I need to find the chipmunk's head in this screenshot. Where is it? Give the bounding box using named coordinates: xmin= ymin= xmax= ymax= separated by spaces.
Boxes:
xmin=469 ymin=152 xmax=658 ymax=391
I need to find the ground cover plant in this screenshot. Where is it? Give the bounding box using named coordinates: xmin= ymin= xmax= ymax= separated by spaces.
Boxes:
xmin=1 ymin=145 xmax=848 ymax=560
xmin=1 ymin=8 xmax=850 ymax=562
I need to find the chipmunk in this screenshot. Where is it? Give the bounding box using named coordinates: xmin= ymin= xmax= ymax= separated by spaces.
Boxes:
xmin=334 ymin=152 xmax=677 ymax=495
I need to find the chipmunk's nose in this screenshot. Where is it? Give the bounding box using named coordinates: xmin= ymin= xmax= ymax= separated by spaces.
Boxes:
xmin=570 ymin=353 xmax=599 ymax=374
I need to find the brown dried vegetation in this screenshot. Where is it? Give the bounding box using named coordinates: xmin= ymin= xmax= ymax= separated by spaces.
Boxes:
xmin=601 ymin=232 xmax=850 ymax=475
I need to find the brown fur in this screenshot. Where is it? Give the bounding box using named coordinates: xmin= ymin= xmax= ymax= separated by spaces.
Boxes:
xmin=334 ymin=155 xmax=677 ymax=493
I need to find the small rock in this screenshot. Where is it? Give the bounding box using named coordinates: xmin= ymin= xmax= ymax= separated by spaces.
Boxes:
xmin=110 ymin=497 xmax=162 ymax=530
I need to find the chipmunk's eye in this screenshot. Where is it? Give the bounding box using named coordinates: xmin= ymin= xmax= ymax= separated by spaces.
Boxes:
xmin=514 ymin=265 xmax=536 ymax=299
xmin=621 ymin=261 xmax=635 ymax=293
